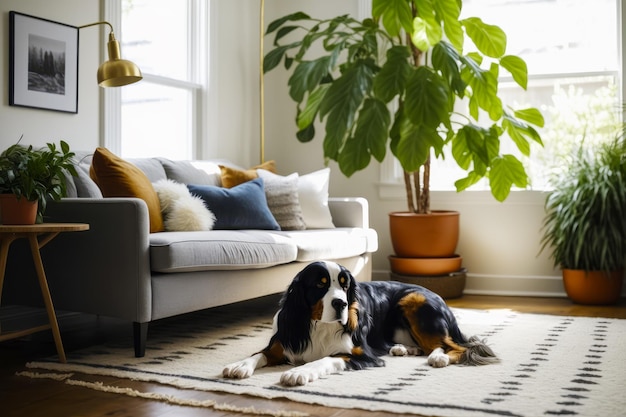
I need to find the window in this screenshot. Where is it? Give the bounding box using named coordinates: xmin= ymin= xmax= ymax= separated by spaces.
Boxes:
xmin=105 ymin=0 xmax=208 ymax=159
xmin=378 ymin=0 xmax=622 ymax=192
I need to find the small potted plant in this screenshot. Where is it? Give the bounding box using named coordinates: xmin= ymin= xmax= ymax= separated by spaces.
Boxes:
xmin=540 ymin=133 xmax=626 ymax=304
xmin=0 ymin=139 xmax=76 ymax=224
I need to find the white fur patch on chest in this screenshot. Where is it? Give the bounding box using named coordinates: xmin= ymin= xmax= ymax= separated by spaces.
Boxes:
xmin=285 ymin=321 xmax=354 ymax=365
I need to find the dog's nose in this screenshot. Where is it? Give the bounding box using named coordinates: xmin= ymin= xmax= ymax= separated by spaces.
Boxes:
xmin=332 ymin=298 xmax=347 ymax=314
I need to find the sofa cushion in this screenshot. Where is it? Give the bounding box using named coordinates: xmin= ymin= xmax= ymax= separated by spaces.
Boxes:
xmin=188 ymin=179 xmax=280 ymax=230
xmin=150 ymin=230 xmax=298 ymax=272
xmin=89 ymin=147 xmax=165 ymax=233
xmin=279 ymin=228 xmax=378 ymax=261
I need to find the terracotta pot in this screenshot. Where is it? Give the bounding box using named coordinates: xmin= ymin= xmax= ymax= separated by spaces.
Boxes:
xmin=562 ymin=269 xmax=624 ymax=305
xmin=389 ymin=210 xmax=460 ymax=258
xmin=389 ymin=254 xmax=462 ymax=276
xmin=0 ymin=194 xmax=38 ymax=225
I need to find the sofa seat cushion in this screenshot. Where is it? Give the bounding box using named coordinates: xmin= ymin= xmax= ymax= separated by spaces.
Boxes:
xmin=150 ymin=230 xmax=297 ymax=272
xmin=279 ymin=228 xmax=379 ymax=262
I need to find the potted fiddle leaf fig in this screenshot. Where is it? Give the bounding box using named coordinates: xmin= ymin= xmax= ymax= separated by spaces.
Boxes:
xmin=263 ymin=1 xmax=544 ymax=275
xmin=540 ymin=133 xmax=626 ymax=305
xmin=0 ymin=139 xmax=76 ymax=224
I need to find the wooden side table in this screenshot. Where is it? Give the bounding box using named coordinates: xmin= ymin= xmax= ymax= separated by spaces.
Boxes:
xmin=0 ymin=223 xmax=89 ymax=363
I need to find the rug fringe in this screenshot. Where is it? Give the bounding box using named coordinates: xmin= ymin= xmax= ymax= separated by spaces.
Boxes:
xmin=17 ymin=370 xmax=308 ymax=417
xmin=15 ymin=370 xmax=73 ymax=381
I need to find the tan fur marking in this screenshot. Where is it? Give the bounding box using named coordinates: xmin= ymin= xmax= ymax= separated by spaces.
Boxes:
xmin=398 ymin=293 xmax=467 ymax=358
xmin=261 ymin=340 xmax=287 ymax=366
xmin=352 ymin=346 xmax=364 ymax=356
xmin=442 ymin=335 xmax=466 ymax=364
xmin=347 ymin=301 xmax=359 ymax=331
xmin=311 ymin=300 xmax=323 ymax=321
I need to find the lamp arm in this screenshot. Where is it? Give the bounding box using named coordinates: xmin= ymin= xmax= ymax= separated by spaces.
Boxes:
xmin=78 ymin=21 xmax=115 ymax=33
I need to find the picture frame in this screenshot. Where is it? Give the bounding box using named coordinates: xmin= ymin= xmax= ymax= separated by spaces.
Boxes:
xmin=9 ymin=11 xmax=79 ymax=114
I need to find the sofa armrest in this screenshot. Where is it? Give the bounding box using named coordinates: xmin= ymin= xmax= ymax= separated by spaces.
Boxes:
xmin=19 ymin=198 xmax=153 ymax=323
xmin=328 ymin=197 xmax=369 ymax=228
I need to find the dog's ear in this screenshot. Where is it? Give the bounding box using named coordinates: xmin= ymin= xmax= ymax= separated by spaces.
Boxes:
xmin=276 ymin=263 xmax=320 ymax=352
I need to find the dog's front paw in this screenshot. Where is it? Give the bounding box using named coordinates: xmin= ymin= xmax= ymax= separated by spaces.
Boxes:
xmin=223 ymin=359 xmax=255 ymax=379
xmin=427 ymin=348 xmax=450 ymax=368
xmin=280 ymin=357 xmax=346 ymax=386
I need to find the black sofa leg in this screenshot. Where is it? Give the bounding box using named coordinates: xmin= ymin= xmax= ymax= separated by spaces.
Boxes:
xmin=133 ymin=322 xmax=148 ymax=357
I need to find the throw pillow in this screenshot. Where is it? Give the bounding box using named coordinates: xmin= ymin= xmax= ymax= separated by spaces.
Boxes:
xmin=153 ymin=179 xmax=215 ymax=231
xmin=298 ymin=168 xmax=335 ymax=229
xmin=219 ymin=160 xmax=276 ymax=188
xmin=157 ymin=158 xmax=220 ymax=185
xmin=89 ymin=147 xmax=165 ymax=233
xmin=187 ymin=178 xmax=280 ymax=230
xmin=257 ymin=169 xmax=306 ymax=231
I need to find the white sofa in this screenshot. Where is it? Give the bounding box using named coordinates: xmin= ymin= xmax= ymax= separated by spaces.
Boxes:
xmin=4 ymin=154 xmax=378 ymax=357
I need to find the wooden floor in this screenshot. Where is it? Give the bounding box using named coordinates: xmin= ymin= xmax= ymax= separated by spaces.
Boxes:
xmin=1 ymin=294 xmax=625 ymax=417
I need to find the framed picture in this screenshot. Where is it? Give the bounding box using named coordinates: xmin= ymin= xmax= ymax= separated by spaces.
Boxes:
xmin=9 ymin=11 xmax=79 ymax=113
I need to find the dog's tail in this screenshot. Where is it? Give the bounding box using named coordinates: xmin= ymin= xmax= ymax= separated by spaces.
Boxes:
xmin=459 ymin=335 xmax=499 ymax=365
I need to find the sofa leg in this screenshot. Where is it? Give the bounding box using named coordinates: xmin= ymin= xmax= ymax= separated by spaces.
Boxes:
xmin=133 ymin=322 xmax=148 ymax=357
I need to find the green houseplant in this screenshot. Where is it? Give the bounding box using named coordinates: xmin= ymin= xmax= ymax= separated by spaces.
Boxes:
xmin=263 ymin=0 xmax=544 ymax=273
xmin=540 ymin=134 xmax=626 ymax=304
xmin=0 ymin=139 xmax=76 ymax=224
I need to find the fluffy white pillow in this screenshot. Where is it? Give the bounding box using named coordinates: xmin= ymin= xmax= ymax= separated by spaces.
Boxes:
xmin=153 ymin=179 xmax=215 ymax=231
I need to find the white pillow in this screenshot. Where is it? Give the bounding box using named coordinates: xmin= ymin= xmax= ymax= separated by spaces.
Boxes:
xmin=297 ymin=168 xmax=335 ymax=229
xmin=153 ymin=179 xmax=216 ymax=231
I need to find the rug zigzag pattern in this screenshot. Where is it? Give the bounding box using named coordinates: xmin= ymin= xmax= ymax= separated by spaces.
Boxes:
xmin=24 ymin=308 xmax=626 ymax=417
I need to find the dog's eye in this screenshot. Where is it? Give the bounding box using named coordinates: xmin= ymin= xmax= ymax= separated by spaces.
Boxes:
xmin=317 ymin=277 xmax=328 ymax=288
xmin=339 ymin=275 xmax=348 ymax=288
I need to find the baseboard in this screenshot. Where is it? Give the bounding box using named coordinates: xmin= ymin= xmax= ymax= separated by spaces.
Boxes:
xmin=373 ymin=270 xmax=568 ymax=297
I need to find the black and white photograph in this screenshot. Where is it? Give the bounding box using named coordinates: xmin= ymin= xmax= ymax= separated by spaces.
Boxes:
xmin=9 ymin=11 xmax=78 ymax=113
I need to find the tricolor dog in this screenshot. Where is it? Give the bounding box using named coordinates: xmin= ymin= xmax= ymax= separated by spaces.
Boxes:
xmin=223 ymin=261 xmax=498 ymax=386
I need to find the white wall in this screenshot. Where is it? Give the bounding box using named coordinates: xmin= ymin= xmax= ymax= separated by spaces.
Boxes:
xmin=0 ymin=0 xmax=101 ymax=151
xmin=262 ymin=0 xmax=572 ymax=296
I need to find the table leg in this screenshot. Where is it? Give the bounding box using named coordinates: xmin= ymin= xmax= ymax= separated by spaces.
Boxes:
xmin=28 ymin=235 xmax=67 ymax=363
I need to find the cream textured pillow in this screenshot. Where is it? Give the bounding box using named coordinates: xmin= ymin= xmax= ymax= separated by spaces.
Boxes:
xmin=153 ymin=179 xmax=215 ymax=231
xmin=257 ymin=169 xmax=306 ymax=231
xmin=297 ymin=168 xmax=335 ymax=229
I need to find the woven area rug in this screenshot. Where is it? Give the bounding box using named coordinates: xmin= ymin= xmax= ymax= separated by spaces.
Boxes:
xmin=21 ymin=298 xmax=626 ymax=417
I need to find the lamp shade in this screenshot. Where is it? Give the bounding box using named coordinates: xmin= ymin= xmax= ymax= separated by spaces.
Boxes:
xmin=97 ymin=34 xmax=142 ymax=87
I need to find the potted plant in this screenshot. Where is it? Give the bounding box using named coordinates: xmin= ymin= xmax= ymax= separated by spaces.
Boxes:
xmin=263 ymin=1 xmax=544 ymax=276
xmin=540 ymin=134 xmax=626 ymax=305
xmin=0 ymin=139 xmax=76 ymax=224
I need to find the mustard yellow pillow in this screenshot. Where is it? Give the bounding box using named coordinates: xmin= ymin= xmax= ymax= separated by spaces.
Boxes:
xmin=219 ymin=160 xmax=276 ymax=188
xmin=90 ymin=147 xmax=165 ymax=233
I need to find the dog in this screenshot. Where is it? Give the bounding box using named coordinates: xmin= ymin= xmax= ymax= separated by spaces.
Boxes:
xmin=223 ymin=261 xmax=498 ymax=386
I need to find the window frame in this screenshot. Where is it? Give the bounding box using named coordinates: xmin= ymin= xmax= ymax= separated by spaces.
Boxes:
xmin=103 ymin=0 xmax=210 ymax=159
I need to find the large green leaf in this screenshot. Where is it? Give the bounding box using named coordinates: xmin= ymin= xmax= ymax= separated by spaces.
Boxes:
xmin=319 ymin=61 xmax=375 ymax=158
xmin=411 ymin=16 xmax=442 ymax=51
xmin=288 ymin=56 xmax=333 ymax=102
xmin=405 ymin=67 xmax=449 ymax=129
xmin=373 ymin=0 xmax=414 ymax=37
xmin=462 ymin=17 xmax=507 ymax=58
xmin=489 ymin=154 xmax=528 ymax=201
xmin=353 ymin=98 xmax=391 ymax=162
xmin=514 ymin=107 xmax=545 ymax=128
xmin=431 ymin=42 xmax=466 ymax=96
xmin=266 ymin=12 xmax=311 ymax=35
xmin=297 ymin=84 xmax=330 ymax=130
xmin=500 ymin=55 xmax=528 ymax=90
xmin=434 ymin=0 xmax=463 ymax=51
xmin=394 ymin=120 xmax=443 ymax=172
xmin=373 ymin=46 xmax=412 ymax=103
